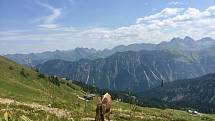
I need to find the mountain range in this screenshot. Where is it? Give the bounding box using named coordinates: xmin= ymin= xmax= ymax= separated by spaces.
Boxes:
xmin=5 ymin=36 xmax=215 ymax=67
xmin=5 ymin=36 xmax=215 ymax=92
xmin=36 ymin=48 xmax=215 ymax=92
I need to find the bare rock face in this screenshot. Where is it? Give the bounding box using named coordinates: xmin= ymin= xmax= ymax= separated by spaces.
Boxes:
xmin=36 ymin=49 xmax=215 ymax=92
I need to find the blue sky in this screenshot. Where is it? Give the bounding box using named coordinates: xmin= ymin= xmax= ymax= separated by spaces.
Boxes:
xmin=1 ymin=0 xmax=215 ymax=54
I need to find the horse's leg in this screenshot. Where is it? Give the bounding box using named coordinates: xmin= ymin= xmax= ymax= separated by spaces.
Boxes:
xmin=106 ymin=108 xmax=111 ymax=121
xmin=104 ymin=113 xmax=109 ymax=121
xmin=102 ymin=115 xmax=105 ymax=121
xmin=107 ymin=112 xmax=111 ymax=121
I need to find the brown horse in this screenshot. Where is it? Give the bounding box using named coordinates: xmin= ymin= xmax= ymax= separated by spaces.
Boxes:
xmin=95 ymin=93 xmax=112 ymax=121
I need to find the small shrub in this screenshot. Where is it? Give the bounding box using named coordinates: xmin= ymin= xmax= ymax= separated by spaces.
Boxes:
xmin=34 ymin=68 xmax=39 ymax=72
xmin=8 ymin=66 xmax=14 ymax=70
xmin=48 ymin=76 xmax=60 ymax=86
xmin=66 ymin=78 xmax=70 ymax=80
xmin=20 ymin=68 xmax=26 ymax=76
xmin=20 ymin=68 xmax=29 ymax=78
xmin=38 ymin=73 xmax=45 ymax=78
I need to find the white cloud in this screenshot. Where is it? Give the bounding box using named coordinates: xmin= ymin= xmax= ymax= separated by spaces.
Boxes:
xmin=136 ymin=8 xmax=184 ymax=23
xmin=168 ymin=1 xmax=184 ymax=5
xmin=38 ymin=24 xmax=60 ymax=29
xmin=36 ymin=2 xmax=62 ymax=29
xmin=133 ymin=6 xmax=215 ymax=41
xmin=1 ymin=5 xmax=215 ymax=54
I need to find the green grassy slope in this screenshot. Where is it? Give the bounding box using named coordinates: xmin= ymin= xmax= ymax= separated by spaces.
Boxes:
xmin=0 ymin=56 xmax=215 ymax=121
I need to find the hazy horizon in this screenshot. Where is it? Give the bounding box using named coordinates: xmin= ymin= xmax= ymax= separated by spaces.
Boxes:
xmin=2 ymin=36 xmax=214 ymax=55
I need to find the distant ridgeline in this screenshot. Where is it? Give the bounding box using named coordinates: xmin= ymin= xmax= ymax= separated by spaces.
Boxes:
xmin=5 ymin=36 xmax=215 ymax=92
xmin=5 ymin=36 xmax=215 ymax=67
xmin=5 ymin=36 xmax=215 ymax=112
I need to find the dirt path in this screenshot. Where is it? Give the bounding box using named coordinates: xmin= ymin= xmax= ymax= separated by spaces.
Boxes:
xmin=0 ymin=97 xmax=71 ymax=117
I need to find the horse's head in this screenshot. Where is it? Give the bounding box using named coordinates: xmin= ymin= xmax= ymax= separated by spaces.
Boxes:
xmin=95 ymin=103 xmax=105 ymax=121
